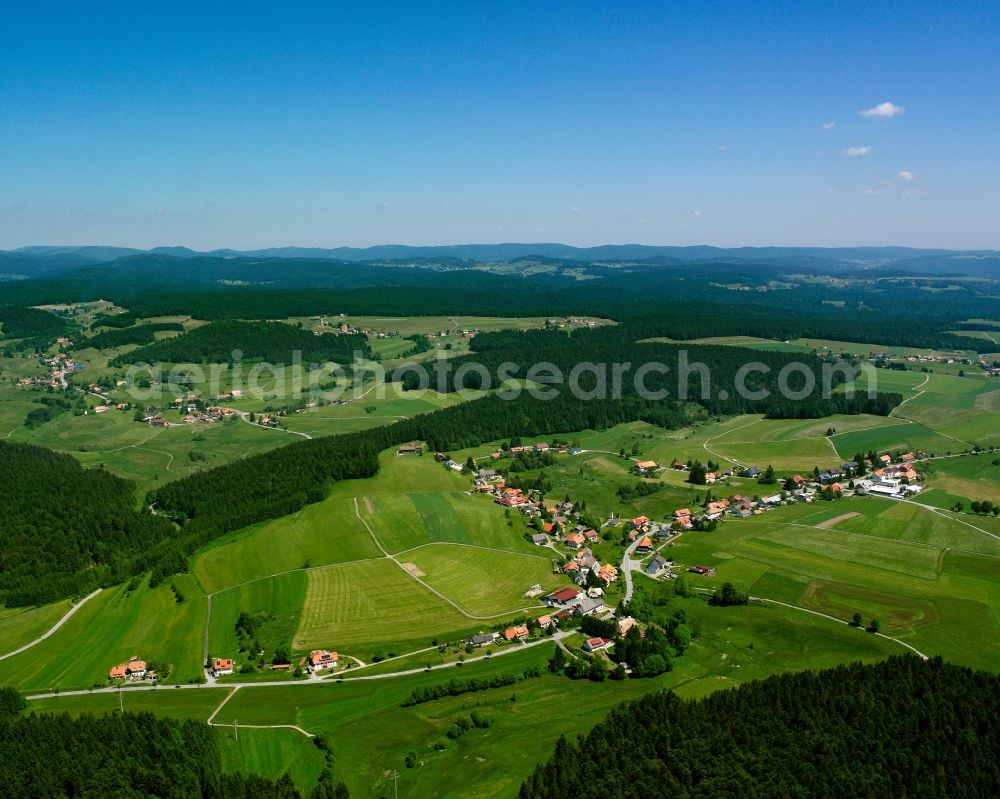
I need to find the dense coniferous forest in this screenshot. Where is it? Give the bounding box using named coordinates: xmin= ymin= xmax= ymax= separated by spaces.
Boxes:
xmin=0 ymin=691 xmax=325 ymax=798
xmin=109 ymin=320 xmax=371 ymax=365
xmin=520 ymin=655 xmax=1000 ymax=799
xmin=75 ymin=321 xmax=186 ymax=350
xmin=0 ymin=442 xmax=176 ymax=606
xmin=0 ymin=305 xmax=72 ymax=348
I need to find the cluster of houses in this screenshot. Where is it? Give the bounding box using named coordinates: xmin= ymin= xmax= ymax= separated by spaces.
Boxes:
xmin=15 ymin=351 xmax=83 ymax=390
xmin=108 ymin=656 xmax=152 ymax=682
xmin=543 ymin=586 xmax=609 ymax=620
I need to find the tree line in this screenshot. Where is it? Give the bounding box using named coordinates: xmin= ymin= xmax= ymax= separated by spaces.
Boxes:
xmin=520 ymin=655 xmax=1000 ymax=798
xmin=109 ymin=320 xmax=370 ymax=366
xmin=0 ymin=691 xmax=347 ymax=798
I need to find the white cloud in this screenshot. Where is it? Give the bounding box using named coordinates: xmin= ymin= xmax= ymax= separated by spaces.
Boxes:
xmin=570 ymin=206 xmax=580 ymax=212
xmin=843 ymin=146 xmax=872 ymax=157
xmin=898 ymin=170 xmax=915 ymax=181
xmin=691 ymin=210 xmax=705 ymax=217
xmin=864 ymin=188 xmax=883 ymax=195
xmin=821 ymin=121 xmax=836 ymax=130
xmin=860 ymin=101 xmax=904 ymax=119
xmin=717 ymin=144 xmax=730 ymax=152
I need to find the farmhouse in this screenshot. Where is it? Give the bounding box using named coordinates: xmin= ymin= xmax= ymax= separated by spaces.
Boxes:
xmin=634 ymin=460 xmax=658 ymax=474
xmin=212 ymin=658 xmax=235 ymax=676
xmin=545 ymin=587 xmax=583 ymax=606
xmin=108 ymin=664 xmax=128 ymax=680
xmin=582 ymin=637 xmax=612 ymax=653
xmin=688 ymin=564 xmax=715 ymax=576
xmin=397 ymin=443 xmax=424 ymax=455
xmin=467 ymin=632 xmax=499 ymax=647
xmin=617 ymin=616 xmax=638 ymax=637
xmin=635 ymin=535 xmax=653 ymax=554
xmin=530 ymin=533 xmax=549 ymax=546
xmin=308 ymin=650 xmax=338 ymax=671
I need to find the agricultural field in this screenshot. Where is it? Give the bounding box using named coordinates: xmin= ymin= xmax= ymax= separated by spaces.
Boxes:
xmin=192 ymin=498 xmax=382 ymax=594
xmin=0 ymin=575 xmax=206 ymax=691
xmin=219 ymin=727 xmax=326 ymax=796
xmin=0 ymin=599 xmax=72 ymax=654
xmin=293 ymin=559 xmax=481 ymax=659
xmin=208 ymin=571 xmax=308 ymax=660
xmin=667 ymin=496 xmax=1000 ymax=671
xmin=402 ymin=544 xmax=561 ymax=616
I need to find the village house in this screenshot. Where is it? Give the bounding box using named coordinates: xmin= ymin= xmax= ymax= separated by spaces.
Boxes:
xmin=573 ymin=597 xmax=606 ymax=617
xmin=503 ymin=624 xmax=530 ymax=642
xmin=535 ymin=614 xmax=553 ymax=629
xmin=645 ymin=555 xmax=669 ymax=576
xmin=563 ymin=531 xmax=586 ymax=550
xmin=635 ymin=535 xmax=653 ymax=555
xmin=308 ymin=650 xmax=338 ymax=672
xmin=530 ymin=532 xmax=549 ymax=546
xmin=397 ymin=443 xmax=424 ymax=455
xmin=617 ymin=616 xmax=638 ymax=637
xmin=212 ymin=658 xmax=235 ymax=676
xmin=467 ymin=632 xmax=499 ymax=647
xmin=634 ymin=460 xmax=658 ymax=474
xmin=582 ymin=637 xmax=612 ymax=653
xmin=597 ymin=563 xmax=619 ymax=585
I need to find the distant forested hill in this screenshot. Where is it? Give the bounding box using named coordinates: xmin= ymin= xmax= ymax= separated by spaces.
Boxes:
xmin=0 ymin=692 xmax=321 ymax=798
xmin=0 ymin=442 xmax=176 ymax=606
xmin=520 ymin=655 xmax=1000 ymax=799
xmin=109 ymin=320 xmax=371 ymax=365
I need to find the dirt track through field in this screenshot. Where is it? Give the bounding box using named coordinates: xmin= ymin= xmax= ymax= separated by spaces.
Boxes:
xmin=363 ymin=497 xmax=375 ymax=514
xmin=401 ymin=562 xmax=425 ymax=577
xmin=816 ymin=511 xmax=860 ymax=529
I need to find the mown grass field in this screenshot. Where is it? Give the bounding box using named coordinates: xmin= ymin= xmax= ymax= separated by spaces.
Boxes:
xmin=218 ymin=726 xmax=326 ymax=796
xmin=402 ymin=544 xmax=561 ymax=616
xmin=294 ymin=560 xmax=479 ymax=659
xmin=0 ymin=576 xmax=206 ymax=691
xmin=192 ymin=498 xmax=382 ymax=594
xmin=27 ymin=687 xmax=228 ymax=720
xmin=208 ymin=571 xmax=308 ymax=659
xmin=0 ymin=599 xmax=72 ymax=655
xmin=668 ymin=496 xmax=1000 ymax=671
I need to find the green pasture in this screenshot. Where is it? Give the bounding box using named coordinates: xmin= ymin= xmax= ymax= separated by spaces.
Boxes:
xmin=670 ymin=497 xmax=1000 ymax=670
xmin=208 ymin=571 xmax=307 ymax=659
xmin=193 ymin=498 xmax=382 ymax=594
xmin=0 ymin=575 xmax=206 ymax=691
xmin=402 ymin=544 xmax=560 ymax=616
xmin=294 ymin=560 xmax=479 ymax=659
xmin=0 ymin=600 xmax=72 ymax=655
xmin=219 ymin=726 xmax=326 ymax=795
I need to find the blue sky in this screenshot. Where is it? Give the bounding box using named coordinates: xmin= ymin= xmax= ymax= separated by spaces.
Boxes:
xmin=1 ymin=1 xmax=998 ymax=249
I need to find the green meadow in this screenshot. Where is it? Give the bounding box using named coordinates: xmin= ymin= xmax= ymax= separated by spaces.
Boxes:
xmin=294 ymin=560 xmax=479 ymax=658
xmin=208 ymin=571 xmax=308 ymax=659
xmin=0 ymin=600 xmax=72 ymax=654
xmin=0 ymin=576 xmax=206 ymax=691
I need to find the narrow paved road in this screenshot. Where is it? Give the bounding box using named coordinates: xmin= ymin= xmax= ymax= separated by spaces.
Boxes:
xmin=25 ymin=632 xmax=568 ymax=701
xmin=0 ymin=589 xmax=103 ymax=662
xmin=621 ymin=538 xmax=642 ymax=603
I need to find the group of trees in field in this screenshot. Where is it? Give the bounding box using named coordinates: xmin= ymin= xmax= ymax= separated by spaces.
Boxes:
xmin=0 ymin=689 xmax=341 ymax=798
xmin=110 ymin=320 xmax=370 ymax=366
xmin=520 ymin=655 xmax=1000 ymax=798
xmin=0 ymin=442 xmax=177 ymax=606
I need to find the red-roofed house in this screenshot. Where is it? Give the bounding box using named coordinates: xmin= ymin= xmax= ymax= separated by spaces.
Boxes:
xmin=582 ymin=637 xmax=612 ymax=653
xmin=503 ymin=624 xmax=530 ymax=642
xmin=636 ymin=535 xmax=653 ymax=554
xmin=212 ymin=658 xmax=234 ymax=676
xmin=308 ymin=650 xmax=338 ymax=671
